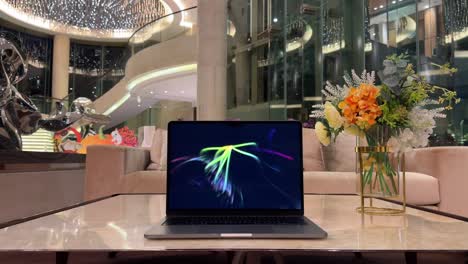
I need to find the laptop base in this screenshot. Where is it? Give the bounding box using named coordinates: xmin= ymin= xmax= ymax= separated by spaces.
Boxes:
xmin=144 ymin=216 xmax=327 ymax=239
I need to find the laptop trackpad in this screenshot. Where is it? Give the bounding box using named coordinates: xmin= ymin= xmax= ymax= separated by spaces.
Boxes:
xmin=199 ymin=225 xmax=273 ymax=234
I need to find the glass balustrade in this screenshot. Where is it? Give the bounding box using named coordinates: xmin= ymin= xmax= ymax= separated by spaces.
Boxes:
xmin=128 ymin=6 xmax=197 ymax=55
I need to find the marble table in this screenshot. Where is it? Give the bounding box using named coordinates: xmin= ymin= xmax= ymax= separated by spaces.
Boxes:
xmin=1 ymin=194 xmax=468 ymax=263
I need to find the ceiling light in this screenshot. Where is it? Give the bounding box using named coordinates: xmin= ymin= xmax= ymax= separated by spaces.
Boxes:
xmin=425 ymin=5 xmax=430 ymax=8
xmin=392 ymin=0 xmax=396 ymax=3
xmin=150 ymin=91 xmax=154 ymax=94
xmin=164 ymin=90 xmax=168 ymax=94
xmin=379 ymin=5 xmax=384 ymax=9
xmin=273 ymin=18 xmax=278 ymax=23
xmin=180 ymin=91 xmax=185 ymax=94
xmin=3 ymin=0 xmax=166 ymax=30
xmin=374 ymin=7 xmax=378 ymax=10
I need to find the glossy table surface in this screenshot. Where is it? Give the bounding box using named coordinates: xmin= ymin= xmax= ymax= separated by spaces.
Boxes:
xmin=1 ymin=194 xmax=468 ymax=252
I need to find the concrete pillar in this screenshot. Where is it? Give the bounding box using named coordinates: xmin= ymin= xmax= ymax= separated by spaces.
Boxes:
xmin=424 ymin=7 xmax=437 ymax=58
xmin=52 ymin=35 xmax=70 ymax=99
xmin=343 ymin=0 xmax=365 ymax=73
xmin=196 ymin=0 xmax=227 ymax=120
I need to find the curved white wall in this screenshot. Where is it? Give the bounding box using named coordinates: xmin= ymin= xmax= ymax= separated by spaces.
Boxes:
xmin=93 ymin=34 xmax=197 ymax=127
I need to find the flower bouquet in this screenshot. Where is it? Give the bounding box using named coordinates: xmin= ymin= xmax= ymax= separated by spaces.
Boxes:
xmin=311 ymin=53 xmax=459 ymax=213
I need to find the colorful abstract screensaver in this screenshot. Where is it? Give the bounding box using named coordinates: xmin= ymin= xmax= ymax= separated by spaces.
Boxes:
xmin=168 ymin=123 xmax=302 ymax=210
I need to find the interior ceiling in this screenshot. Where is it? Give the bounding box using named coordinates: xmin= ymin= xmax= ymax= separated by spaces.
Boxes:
xmin=0 ymin=0 xmax=197 ymax=41
xmin=2 ymin=0 xmax=166 ymax=31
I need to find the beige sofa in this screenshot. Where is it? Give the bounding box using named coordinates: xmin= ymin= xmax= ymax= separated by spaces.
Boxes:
xmin=85 ymin=128 xmax=468 ymax=217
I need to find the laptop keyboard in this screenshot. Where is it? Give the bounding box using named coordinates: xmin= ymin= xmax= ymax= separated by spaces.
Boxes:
xmin=163 ymin=216 xmax=307 ymax=225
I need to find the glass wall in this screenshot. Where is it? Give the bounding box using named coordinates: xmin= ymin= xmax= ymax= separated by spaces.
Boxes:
xmin=0 ymin=22 xmax=53 ymax=100
xmin=366 ymin=0 xmax=468 ymax=146
xmin=0 ymin=21 xmax=128 ymax=110
xmin=68 ymin=42 xmax=127 ymax=101
xmin=227 ymin=0 xmax=362 ymax=121
xmin=227 ymin=0 xmax=468 ymax=146
xmin=227 ymin=0 xmax=321 ymax=121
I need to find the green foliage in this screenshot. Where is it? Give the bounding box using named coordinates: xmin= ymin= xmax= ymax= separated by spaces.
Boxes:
xmin=386 ymin=52 xmax=410 ymax=64
xmin=401 ymin=77 xmax=430 ymax=107
xmin=385 ymin=58 xmax=460 ymax=111
xmin=377 ymin=85 xmax=408 ymax=128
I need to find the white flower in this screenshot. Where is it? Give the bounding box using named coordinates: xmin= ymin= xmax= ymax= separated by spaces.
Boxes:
xmin=388 ymin=104 xmax=446 ymax=153
xmin=310 ymin=104 xmax=325 ymax=119
xmin=315 ymin=121 xmax=331 ymax=146
xmin=408 ymin=107 xmax=436 ymax=135
xmin=388 ymin=128 xmax=415 ymax=153
xmin=324 ymin=102 xmax=344 ymax=129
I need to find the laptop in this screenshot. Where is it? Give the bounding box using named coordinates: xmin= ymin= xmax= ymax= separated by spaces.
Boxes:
xmin=144 ymin=121 xmax=327 ymax=239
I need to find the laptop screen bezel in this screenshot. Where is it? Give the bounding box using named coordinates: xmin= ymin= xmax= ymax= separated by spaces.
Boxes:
xmin=165 ymin=120 xmax=305 ymax=216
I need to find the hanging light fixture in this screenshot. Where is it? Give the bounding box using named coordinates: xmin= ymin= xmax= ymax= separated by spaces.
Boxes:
xmin=2 ymin=0 xmax=165 ymax=31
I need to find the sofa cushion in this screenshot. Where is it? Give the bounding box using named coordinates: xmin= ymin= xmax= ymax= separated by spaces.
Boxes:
xmin=304 ymin=171 xmax=440 ymax=206
xmin=302 ymin=128 xmax=325 ymax=171
xmin=123 ymin=170 xmax=166 ymax=194
xmin=404 ymin=172 xmax=440 ymax=206
xmin=304 ymin=171 xmax=357 ymax=194
xmin=148 ymin=128 xmax=168 ymax=170
xmin=321 ymin=133 xmax=357 ymax=172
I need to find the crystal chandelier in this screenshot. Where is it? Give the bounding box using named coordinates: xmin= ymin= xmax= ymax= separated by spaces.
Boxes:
xmin=4 ymin=0 xmax=166 ymax=30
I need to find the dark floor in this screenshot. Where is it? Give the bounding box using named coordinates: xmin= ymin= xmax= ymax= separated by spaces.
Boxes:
xmin=0 ymin=252 xmax=466 ymax=264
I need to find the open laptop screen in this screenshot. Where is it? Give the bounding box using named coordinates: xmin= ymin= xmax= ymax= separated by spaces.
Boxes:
xmin=166 ymin=121 xmax=303 ymax=213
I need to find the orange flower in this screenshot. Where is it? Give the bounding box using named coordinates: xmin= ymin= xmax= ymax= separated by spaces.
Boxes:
xmin=338 ymin=83 xmax=382 ymax=130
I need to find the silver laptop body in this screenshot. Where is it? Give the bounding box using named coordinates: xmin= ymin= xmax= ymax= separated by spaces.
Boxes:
xmin=145 ymin=121 xmax=327 ymax=239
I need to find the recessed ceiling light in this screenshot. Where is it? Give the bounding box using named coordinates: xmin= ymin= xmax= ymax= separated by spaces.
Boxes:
xmin=150 ymin=91 xmax=154 ymax=94
xmin=379 ymin=5 xmax=384 ymax=8
xmin=374 ymin=7 xmax=378 ymax=10
xmin=392 ymin=0 xmax=396 ymax=3
xmin=273 ymin=18 xmax=278 ymax=23
xmin=180 ymin=91 xmax=185 ymax=94
xmin=425 ymin=4 xmax=429 ymax=8
xmin=164 ymin=90 xmax=168 ymax=94
xmin=137 ymin=104 xmax=141 ymax=107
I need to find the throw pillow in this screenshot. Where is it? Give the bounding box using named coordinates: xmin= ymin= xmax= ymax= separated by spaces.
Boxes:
xmin=147 ymin=128 xmax=168 ymax=171
xmin=302 ymin=128 xmax=325 ymax=171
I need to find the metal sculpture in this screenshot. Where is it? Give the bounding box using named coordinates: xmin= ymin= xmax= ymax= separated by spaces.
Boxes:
xmin=0 ymin=33 xmax=41 ymax=150
xmin=0 ymin=33 xmax=111 ymax=150
xmin=39 ymin=97 xmax=111 ymax=132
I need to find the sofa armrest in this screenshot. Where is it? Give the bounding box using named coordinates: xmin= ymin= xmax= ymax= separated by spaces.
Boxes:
xmin=85 ymin=145 xmax=150 ymax=201
xmin=405 ymin=147 xmax=468 ymax=217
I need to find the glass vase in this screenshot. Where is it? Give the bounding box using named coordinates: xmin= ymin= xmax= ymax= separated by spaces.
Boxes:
xmin=356 ymin=126 xmax=406 ymax=215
